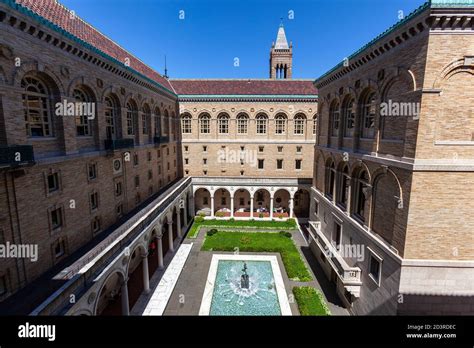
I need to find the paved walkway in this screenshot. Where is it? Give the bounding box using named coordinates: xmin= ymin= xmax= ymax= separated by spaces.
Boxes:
xmin=163 ymin=224 xmax=348 ymax=316
xmin=141 ymin=243 xmax=193 ymax=315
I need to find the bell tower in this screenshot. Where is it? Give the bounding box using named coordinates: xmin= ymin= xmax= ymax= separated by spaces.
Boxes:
xmin=270 ymin=22 xmax=292 ymax=79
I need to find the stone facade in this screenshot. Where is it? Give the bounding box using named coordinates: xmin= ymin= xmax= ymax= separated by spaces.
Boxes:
xmin=0 ymin=0 xmax=182 ymax=302
xmin=310 ymin=1 xmax=474 ymax=315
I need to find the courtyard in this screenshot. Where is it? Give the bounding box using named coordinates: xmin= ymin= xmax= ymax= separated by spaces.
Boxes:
xmin=130 ymin=219 xmax=348 ymax=316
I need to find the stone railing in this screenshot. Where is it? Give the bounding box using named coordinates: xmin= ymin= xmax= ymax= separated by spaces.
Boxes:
xmin=31 ymin=176 xmax=192 ymax=315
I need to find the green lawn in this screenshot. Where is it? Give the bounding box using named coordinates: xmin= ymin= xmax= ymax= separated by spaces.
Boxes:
xmin=293 ymin=286 xmax=331 ymax=316
xmin=186 ymin=218 xmax=297 ymax=238
xmin=201 ymin=231 xmax=312 ymax=282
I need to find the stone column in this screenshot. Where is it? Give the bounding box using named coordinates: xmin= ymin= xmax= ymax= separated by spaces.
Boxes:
xmin=142 ymin=253 xmax=150 ymax=294
xmin=121 ymin=278 xmax=130 ymax=316
xmin=250 ymin=195 xmax=254 ymax=218
xmin=210 ymin=192 xmax=215 ymax=218
xmin=289 ymin=197 xmax=294 ymax=218
xmin=230 ymin=195 xmax=234 ymax=218
xmin=168 ymin=222 xmax=174 ymax=252
xmin=156 ymin=235 xmax=164 ymax=269
xmin=270 ymin=196 xmax=274 ymax=219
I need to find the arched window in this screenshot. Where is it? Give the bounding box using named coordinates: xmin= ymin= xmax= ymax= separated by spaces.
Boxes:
xmin=181 ymin=113 xmax=192 ymax=134
xmin=339 ymin=165 xmax=350 ymax=210
xmin=163 ymin=109 xmax=170 ymax=136
xmin=199 ymin=113 xmax=210 ymax=134
xmin=73 ymin=87 xmax=94 ymax=136
xmin=126 ymin=100 xmax=137 ymax=136
xmin=312 ymin=115 xmax=317 ymax=135
xmin=343 ymin=98 xmax=356 ymax=137
xmin=218 ymin=113 xmax=229 ymax=134
xmin=237 ymin=113 xmax=249 ymax=134
xmin=325 ymin=160 xmax=336 ymax=199
xmin=104 ymin=95 xmax=119 ymax=140
xmin=275 ymin=113 xmax=287 ymax=134
xmin=142 ymin=104 xmax=151 ymax=136
xmin=22 ymin=76 xmax=53 ymax=137
xmin=330 ymin=101 xmax=340 ymax=137
xmin=294 ymin=113 xmax=306 ymax=135
xmin=361 ymin=92 xmax=376 ymax=138
xmin=256 ymin=113 xmax=268 ymax=134
xmin=171 ymin=112 xmax=176 ymax=136
xmin=154 ymin=107 xmax=161 ymax=137
xmin=353 ymin=170 xmax=370 ymax=222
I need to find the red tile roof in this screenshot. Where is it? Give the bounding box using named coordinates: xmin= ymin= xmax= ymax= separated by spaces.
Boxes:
xmin=14 ymin=0 xmax=174 ymax=92
xmin=170 ymin=79 xmax=318 ymax=96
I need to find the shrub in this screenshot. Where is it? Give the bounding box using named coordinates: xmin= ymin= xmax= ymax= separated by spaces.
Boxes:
xmin=215 ymin=211 xmax=225 ymax=218
xmin=258 ymin=213 xmax=264 ymax=218
xmin=229 ymin=218 xmax=235 ymax=222
xmin=195 ymin=216 xmax=204 ymax=224
xmin=278 ymin=214 xmax=284 ymax=219
xmin=207 ymin=229 xmax=218 ymax=236
xmin=279 ymin=231 xmax=292 ymax=238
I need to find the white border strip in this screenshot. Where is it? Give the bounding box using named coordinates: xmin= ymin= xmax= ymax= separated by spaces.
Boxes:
xmin=142 ymin=243 xmax=193 ymax=316
xmin=198 ymin=254 xmax=292 ymax=316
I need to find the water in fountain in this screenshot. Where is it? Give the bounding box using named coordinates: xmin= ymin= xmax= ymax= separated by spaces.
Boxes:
xmin=210 ymin=260 xmax=281 ymax=315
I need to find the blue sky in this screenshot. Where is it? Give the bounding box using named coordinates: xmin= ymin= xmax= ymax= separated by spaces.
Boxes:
xmin=60 ymin=0 xmax=426 ymax=79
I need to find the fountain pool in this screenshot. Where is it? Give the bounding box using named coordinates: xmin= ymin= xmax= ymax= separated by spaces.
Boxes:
xmin=199 ymin=254 xmax=292 ymax=316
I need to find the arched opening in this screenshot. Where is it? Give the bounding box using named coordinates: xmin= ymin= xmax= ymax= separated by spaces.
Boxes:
xmin=294 ymin=189 xmax=310 ymax=218
xmin=104 ymin=94 xmax=120 ymax=140
xmin=199 ymin=113 xmax=211 ymax=134
xmin=294 ymin=113 xmax=306 ymax=135
xmin=172 ymin=207 xmax=178 ymax=240
xmin=214 ymin=188 xmax=231 ymax=217
xmin=126 ymin=245 xmax=146 ymax=310
xmin=142 ymin=103 xmax=152 ymax=143
xmin=351 ymin=168 xmax=370 ymax=225
xmin=273 ymin=189 xmax=290 ymax=218
xmin=154 ymin=107 xmax=161 ymax=137
xmin=253 ymin=189 xmax=271 ymax=218
xmin=233 ymin=188 xmax=251 ymax=217
xmin=325 ymin=159 xmax=336 ymax=200
xmin=186 ymin=192 xmax=192 ymax=222
xmin=162 ymin=109 xmax=170 ymax=136
xmin=147 ymin=231 xmax=159 ymax=280
xmin=181 ymin=113 xmax=192 ymax=134
xmin=162 ymin=220 xmax=170 ymax=256
xmin=371 ymin=172 xmax=400 ymax=245
xmin=194 ymin=188 xmax=211 ymax=216
xmin=275 ymin=113 xmax=287 ymax=134
xmin=96 ymin=271 xmax=125 ymax=316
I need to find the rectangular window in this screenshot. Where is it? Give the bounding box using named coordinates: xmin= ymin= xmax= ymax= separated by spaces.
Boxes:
xmin=115 ymin=181 xmax=122 ymax=196
xmin=147 ymin=152 xmax=152 ymax=161
xmin=239 ymin=197 xmax=244 ymax=206
xmin=90 ymin=192 xmax=99 ymax=210
xmin=203 ymin=158 xmax=207 ymax=165
xmin=185 ymin=158 xmax=189 ymax=165
xmin=258 ymin=159 xmax=264 ymax=169
xmin=295 ymin=159 xmax=302 ymax=170
xmin=296 ymin=146 xmax=302 ymax=153
xmin=203 ymin=146 xmax=207 ymax=152
xmin=47 ymin=172 xmax=59 ymax=193
xmin=258 ymin=146 xmax=264 ymax=152
xmin=116 ymin=204 xmax=123 ymax=218
xmin=184 ymin=146 xmax=189 ymax=152
xmin=134 ymin=175 xmax=140 ymax=188
xmin=148 ymin=170 xmax=153 ymax=180
xmin=88 ymin=163 xmax=97 ymax=180
xmin=92 ymin=217 xmax=100 ymax=233
xmin=277 ymin=146 xmax=283 ymax=153
xmin=133 ymin=153 xmax=139 ymax=166
xmin=369 ymin=254 xmax=382 ymax=285
xmin=203 ymin=170 xmax=208 ymax=176
xmin=277 ymin=159 xmax=283 ymax=169
xmin=54 ymin=240 xmax=65 ymax=258
xmin=51 ymin=208 xmax=62 ymax=230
